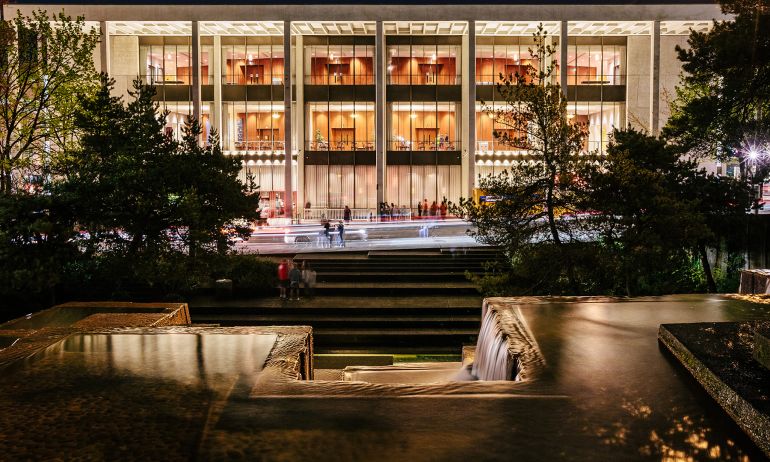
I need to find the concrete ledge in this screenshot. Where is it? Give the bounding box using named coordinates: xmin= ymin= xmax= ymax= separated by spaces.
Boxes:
xmin=0 ymin=301 xmax=191 ymax=367
xmin=658 ymin=323 xmax=770 ymax=458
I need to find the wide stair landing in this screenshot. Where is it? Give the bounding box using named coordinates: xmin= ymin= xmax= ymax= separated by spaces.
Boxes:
xmin=190 ymin=247 xmax=501 ymax=354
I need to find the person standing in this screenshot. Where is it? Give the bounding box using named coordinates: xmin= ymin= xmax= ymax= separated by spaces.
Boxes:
xmin=277 ymin=258 xmax=289 ymax=300
xmin=417 ymin=201 xmax=423 ymax=217
xmin=323 ymin=220 xmax=332 ymax=248
xmin=440 ymin=200 xmax=447 ymax=219
xmin=344 ymin=205 xmax=352 ymax=223
xmin=302 ymin=261 xmax=316 ymax=298
xmin=337 ymin=220 xmax=345 ymax=247
xmin=422 ymin=198 xmax=429 ymax=217
xmin=289 ymin=261 xmax=302 ymax=301
xmin=430 ymin=200 xmax=438 ymax=217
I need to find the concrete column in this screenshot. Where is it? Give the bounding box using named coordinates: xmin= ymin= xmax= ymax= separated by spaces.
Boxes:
xmin=295 ymin=34 xmax=305 ymax=216
xmin=464 ymin=20 xmax=476 ymax=196
xmin=560 ymin=21 xmax=568 ymax=95
xmin=376 ymin=21 xmax=386 ymax=207
xmin=99 ymin=21 xmax=111 ymax=75
xmin=283 ymin=21 xmax=294 ymax=219
xmin=650 ymin=20 xmax=661 ymax=135
xmin=213 ymin=35 xmax=223 ymax=147
xmin=191 ymin=20 xmax=201 ymax=123
xmin=109 ymin=35 xmax=139 ymax=99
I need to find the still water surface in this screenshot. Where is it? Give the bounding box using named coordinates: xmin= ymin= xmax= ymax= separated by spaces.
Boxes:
xmin=218 ymin=295 xmax=770 ymax=461
xmin=1 ymin=295 xmax=769 ymax=461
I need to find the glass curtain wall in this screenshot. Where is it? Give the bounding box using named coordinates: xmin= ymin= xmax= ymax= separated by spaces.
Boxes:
xmin=221 ymin=38 xmax=285 ymax=85
xmin=304 ymin=102 xmax=376 ymax=210
xmin=387 ymin=40 xmax=461 ymax=85
xmin=222 ymin=102 xmax=285 ymax=152
xmin=304 ymin=165 xmax=376 ymax=210
xmin=140 ymin=37 xmax=192 ymax=85
xmin=475 ymin=37 xmax=538 ymax=85
xmin=387 ymin=102 xmax=461 ymax=206
xmin=386 ymin=165 xmax=461 ymax=210
xmin=305 ymin=41 xmax=374 ymax=85
xmin=305 ymin=102 xmax=375 ymax=151
xmin=162 ymin=102 xmax=212 ymax=142
xmin=388 ymin=102 xmax=458 ymax=151
xmin=200 ymin=38 xmax=213 ymax=85
xmin=567 ymin=101 xmax=625 ymax=153
xmin=475 ymin=101 xmax=625 ymax=179
xmin=559 ymin=37 xmax=626 ymax=85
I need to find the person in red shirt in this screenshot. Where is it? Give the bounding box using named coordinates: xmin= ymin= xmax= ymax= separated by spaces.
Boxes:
xmin=278 ymin=259 xmax=290 ymax=300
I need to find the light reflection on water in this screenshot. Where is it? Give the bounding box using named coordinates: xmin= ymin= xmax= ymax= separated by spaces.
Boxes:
xmin=53 ymin=333 xmax=278 ymax=387
xmin=219 ymin=295 xmax=769 ymax=461
xmin=517 ymin=295 xmax=768 ymax=461
xmin=1 ymin=295 xmax=768 ymax=461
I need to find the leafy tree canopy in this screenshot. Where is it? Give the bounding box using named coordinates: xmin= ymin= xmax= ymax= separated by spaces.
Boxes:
xmin=0 ymin=10 xmax=99 ymax=193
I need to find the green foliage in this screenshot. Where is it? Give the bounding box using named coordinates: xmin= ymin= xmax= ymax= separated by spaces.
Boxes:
xmin=58 ymin=76 xmax=258 ymax=257
xmin=57 ymin=251 xmax=278 ymax=301
xmin=173 ymin=119 xmax=260 ymax=257
xmin=714 ymin=252 xmax=746 ymax=292
xmin=0 ymin=192 xmax=78 ymax=312
xmin=214 ymin=254 xmax=278 ymax=294
xmin=663 ymin=2 xmax=770 ymax=163
xmin=0 ymin=10 xmax=99 ymax=193
xmin=454 ymin=25 xmax=590 ymax=293
xmin=465 ymin=126 xmax=751 ymax=297
xmin=581 ymin=127 xmax=711 ymax=295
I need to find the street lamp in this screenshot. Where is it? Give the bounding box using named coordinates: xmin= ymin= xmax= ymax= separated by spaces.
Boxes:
xmin=740 ymin=141 xmax=770 ymax=214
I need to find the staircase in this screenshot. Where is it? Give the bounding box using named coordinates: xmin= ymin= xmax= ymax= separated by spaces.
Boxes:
xmin=190 ymin=247 xmax=501 ymax=354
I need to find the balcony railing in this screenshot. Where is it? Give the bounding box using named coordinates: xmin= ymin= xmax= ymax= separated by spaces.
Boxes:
xmin=389 ymin=140 xmax=458 ymax=151
xmin=386 ymin=74 xmax=461 ymax=85
xmin=305 ymin=74 xmax=375 ymax=85
xmin=306 ymin=141 xmax=375 ymax=151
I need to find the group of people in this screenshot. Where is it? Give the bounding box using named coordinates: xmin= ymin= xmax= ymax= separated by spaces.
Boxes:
xmin=321 ymin=219 xmax=345 ymax=247
xmin=416 ymin=198 xmax=448 ymax=218
xmin=277 ymin=259 xmax=317 ymax=301
xmin=377 ymin=199 xmax=449 ymax=220
xmin=379 ymin=203 xmax=411 ymax=221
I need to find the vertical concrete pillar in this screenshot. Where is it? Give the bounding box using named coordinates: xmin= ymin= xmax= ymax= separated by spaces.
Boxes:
xmin=650 ymin=20 xmax=661 ymax=135
xmin=213 ymin=35 xmax=223 ymax=147
xmin=295 ymin=34 xmax=305 ymax=217
xmin=560 ymin=21 xmax=568 ymax=96
xmin=463 ymin=20 xmax=476 ymax=196
xmin=376 ymin=21 xmax=386 ymax=208
xmin=191 ymin=20 xmax=201 ymax=123
xmin=283 ymin=21 xmax=294 ymax=219
xmin=99 ymin=21 xmax=111 ymax=75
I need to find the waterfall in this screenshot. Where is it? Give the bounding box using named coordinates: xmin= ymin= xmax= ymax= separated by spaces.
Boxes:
xmin=470 ymin=299 xmax=544 ymax=381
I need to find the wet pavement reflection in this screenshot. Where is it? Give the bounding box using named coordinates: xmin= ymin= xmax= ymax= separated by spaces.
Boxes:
xmin=1 ymin=295 xmax=769 ymax=461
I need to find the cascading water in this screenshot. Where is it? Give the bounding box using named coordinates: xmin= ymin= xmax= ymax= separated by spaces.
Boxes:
xmin=469 ymin=299 xmax=544 ymax=381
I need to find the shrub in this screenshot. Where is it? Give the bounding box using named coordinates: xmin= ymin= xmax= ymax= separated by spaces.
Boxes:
xmin=218 ymin=254 xmax=278 ymax=295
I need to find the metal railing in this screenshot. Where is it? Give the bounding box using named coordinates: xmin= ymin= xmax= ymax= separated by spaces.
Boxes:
xmin=302 ymin=208 xmax=378 ymax=222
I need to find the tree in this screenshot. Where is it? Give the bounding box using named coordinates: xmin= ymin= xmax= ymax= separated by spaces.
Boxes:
xmin=680 ymin=167 xmax=751 ymax=292
xmin=581 ymin=128 xmax=712 ymax=295
xmin=60 ymin=76 xmax=258 ymax=258
xmin=663 ymin=1 xmax=770 ymax=165
xmin=453 ymin=25 xmax=589 ymax=293
xmin=173 ymin=119 xmax=259 ymax=258
xmin=0 ymin=10 xmax=99 ymax=193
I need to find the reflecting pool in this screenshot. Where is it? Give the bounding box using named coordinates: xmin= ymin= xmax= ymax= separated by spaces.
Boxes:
xmin=0 ymin=295 xmax=768 ymax=461
xmin=208 ymin=295 xmax=770 ymax=461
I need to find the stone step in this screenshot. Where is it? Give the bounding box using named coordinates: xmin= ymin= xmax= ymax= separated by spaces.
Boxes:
xmin=190 ymin=295 xmax=482 ymax=310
